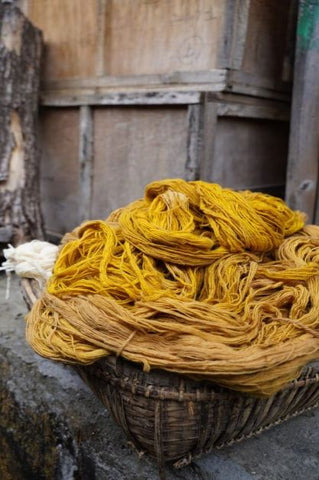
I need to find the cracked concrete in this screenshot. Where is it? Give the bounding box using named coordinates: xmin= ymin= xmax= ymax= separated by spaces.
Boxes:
xmin=1 ymin=273 xmax=319 ymax=480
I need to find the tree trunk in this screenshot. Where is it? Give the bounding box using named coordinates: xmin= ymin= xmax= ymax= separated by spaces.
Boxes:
xmin=0 ymin=1 xmax=43 ymax=244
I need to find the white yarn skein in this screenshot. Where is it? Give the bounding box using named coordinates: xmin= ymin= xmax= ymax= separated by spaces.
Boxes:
xmin=1 ymin=240 xmax=58 ymax=298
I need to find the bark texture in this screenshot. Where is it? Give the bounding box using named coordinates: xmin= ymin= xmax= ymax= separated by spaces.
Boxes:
xmin=0 ymin=2 xmax=43 ymax=243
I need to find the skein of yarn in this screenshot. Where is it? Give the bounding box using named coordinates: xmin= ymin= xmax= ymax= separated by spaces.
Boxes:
xmin=1 ymin=241 xmax=58 ymax=298
xmin=25 ymin=179 xmax=319 ymax=396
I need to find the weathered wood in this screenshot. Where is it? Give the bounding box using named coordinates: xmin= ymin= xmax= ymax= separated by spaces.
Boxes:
xmin=281 ymin=0 xmax=298 ymax=82
xmin=38 ymin=89 xmax=292 ymax=237
xmin=41 ymin=90 xmax=203 ymax=107
xmin=222 ymin=0 xmax=295 ymax=98
xmin=91 ymin=107 xmax=188 ymax=219
xmin=206 ymin=91 xmax=290 ymax=106
xmin=230 ymin=0 xmax=251 ymax=69
xmin=25 ymin=0 xmax=226 ymax=78
xmin=217 ymin=0 xmax=236 ymax=68
xmin=26 ymin=0 xmax=99 ymax=80
xmin=41 ymin=69 xmax=227 ymax=91
xmin=226 ymin=70 xmax=291 ymax=95
xmin=79 ymin=106 xmax=93 ymax=222
xmin=21 ymin=0 xmax=295 ymax=98
xmin=39 ymin=108 xmax=80 ymax=236
xmin=102 ymin=0 xmax=225 ymax=76
xmin=285 ymin=0 xmax=319 ymax=222
xmin=216 ymin=102 xmax=290 ymax=121
xmin=212 ymin=117 xmax=289 ymax=191
xmin=198 ymin=97 xmax=218 ymax=182
xmin=199 ymin=95 xmax=289 ymax=192
xmin=185 ymin=104 xmax=204 ymax=181
xmin=47 ymin=88 xmax=286 ymax=116
xmin=40 ymin=88 xmax=291 ymax=119
xmin=96 ymin=0 xmax=107 ymax=76
xmin=239 ymin=0 xmax=294 ymax=88
xmin=0 ymin=3 xmax=43 ymax=243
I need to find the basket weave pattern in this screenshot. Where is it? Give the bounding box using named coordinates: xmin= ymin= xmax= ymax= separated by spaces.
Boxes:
xmin=21 ymin=278 xmax=319 ymax=471
xmin=78 ymin=356 xmax=319 ymax=469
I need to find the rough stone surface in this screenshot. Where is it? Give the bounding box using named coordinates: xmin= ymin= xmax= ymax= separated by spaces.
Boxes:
xmin=1 ymin=273 xmax=319 ymax=480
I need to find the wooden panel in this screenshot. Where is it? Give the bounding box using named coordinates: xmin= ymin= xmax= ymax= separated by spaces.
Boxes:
xmin=92 ymin=107 xmax=188 ymax=218
xmin=205 ymin=117 xmax=289 ymax=191
xmin=285 ymin=0 xmax=319 ymax=223
xmin=39 ymin=108 xmax=80 ymax=235
xmin=221 ymin=0 xmax=251 ymax=70
xmin=241 ymin=0 xmax=294 ymax=85
xmin=79 ymin=106 xmax=93 ymax=222
xmin=103 ymin=0 xmax=225 ymax=76
xmin=20 ymin=0 xmax=296 ymax=98
xmin=41 ymin=89 xmax=203 ymax=107
xmin=185 ymin=104 xmax=204 ymax=180
xmin=26 ymin=0 xmax=98 ymax=80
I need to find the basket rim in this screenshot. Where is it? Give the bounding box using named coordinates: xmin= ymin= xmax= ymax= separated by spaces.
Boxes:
xmin=82 ymin=356 xmax=319 ymax=402
xmin=22 ymin=278 xmax=319 ymax=402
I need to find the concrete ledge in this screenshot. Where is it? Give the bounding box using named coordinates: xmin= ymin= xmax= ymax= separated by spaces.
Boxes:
xmin=1 ymin=273 xmax=319 ymax=480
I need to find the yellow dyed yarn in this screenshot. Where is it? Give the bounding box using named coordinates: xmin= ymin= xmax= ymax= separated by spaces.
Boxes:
xmin=26 ymin=179 xmax=319 ymax=396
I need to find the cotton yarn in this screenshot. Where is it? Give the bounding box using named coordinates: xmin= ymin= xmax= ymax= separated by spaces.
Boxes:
xmin=1 ymin=240 xmax=59 ymax=298
xmin=26 ymin=179 xmax=319 ymax=396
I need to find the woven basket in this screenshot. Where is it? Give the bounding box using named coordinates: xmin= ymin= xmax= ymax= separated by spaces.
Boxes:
xmin=21 ymin=279 xmax=319 ymax=476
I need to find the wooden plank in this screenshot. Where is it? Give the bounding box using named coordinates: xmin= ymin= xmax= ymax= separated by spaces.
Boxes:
xmin=224 ymin=78 xmax=291 ymax=101
xmin=237 ymin=0 xmax=294 ymax=89
xmin=206 ymin=91 xmax=290 ymax=106
xmin=226 ymin=70 xmax=291 ymax=94
xmin=103 ymin=0 xmax=226 ymax=76
xmin=43 ymin=89 xmax=290 ymax=114
xmin=198 ymin=94 xmax=289 ymax=190
xmin=185 ymin=104 xmax=204 ymax=180
xmin=41 ymin=69 xmax=227 ymax=91
xmin=229 ymin=0 xmax=251 ymax=69
xmin=41 ymin=90 xmax=203 ymax=107
xmin=216 ymin=102 xmax=290 ymax=121
xmin=212 ymin=117 xmax=289 ymax=191
xmin=220 ymin=0 xmax=251 ymax=70
xmin=198 ymin=96 xmax=218 ymax=181
xmin=41 ymin=75 xmax=289 ymax=103
xmin=217 ymin=0 xmax=236 ymax=68
xmin=22 ymin=0 xmax=295 ymax=96
xmin=26 ymin=0 xmax=99 ymax=80
xmin=281 ymin=0 xmax=298 ymax=83
xmin=96 ymin=0 xmax=107 ymax=76
xmin=39 ymin=108 xmax=80 ymax=235
xmin=79 ymin=106 xmax=93 ymax=222
xmin=216 ymin=0 xmax=237 ymax=69
xmin=285 ymin=0 xmax=319 ymax=222
xmin=41 ymin=88 xmax=289 ymax=118
xmin=40 ymin=69 xmax=292 ymax=103
xmin=91 ymin=107 xmax=188 ymax=218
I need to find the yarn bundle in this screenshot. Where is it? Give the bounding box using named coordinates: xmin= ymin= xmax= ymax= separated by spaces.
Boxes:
xmin=26 ymin=179 xmax=319 ymax=396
